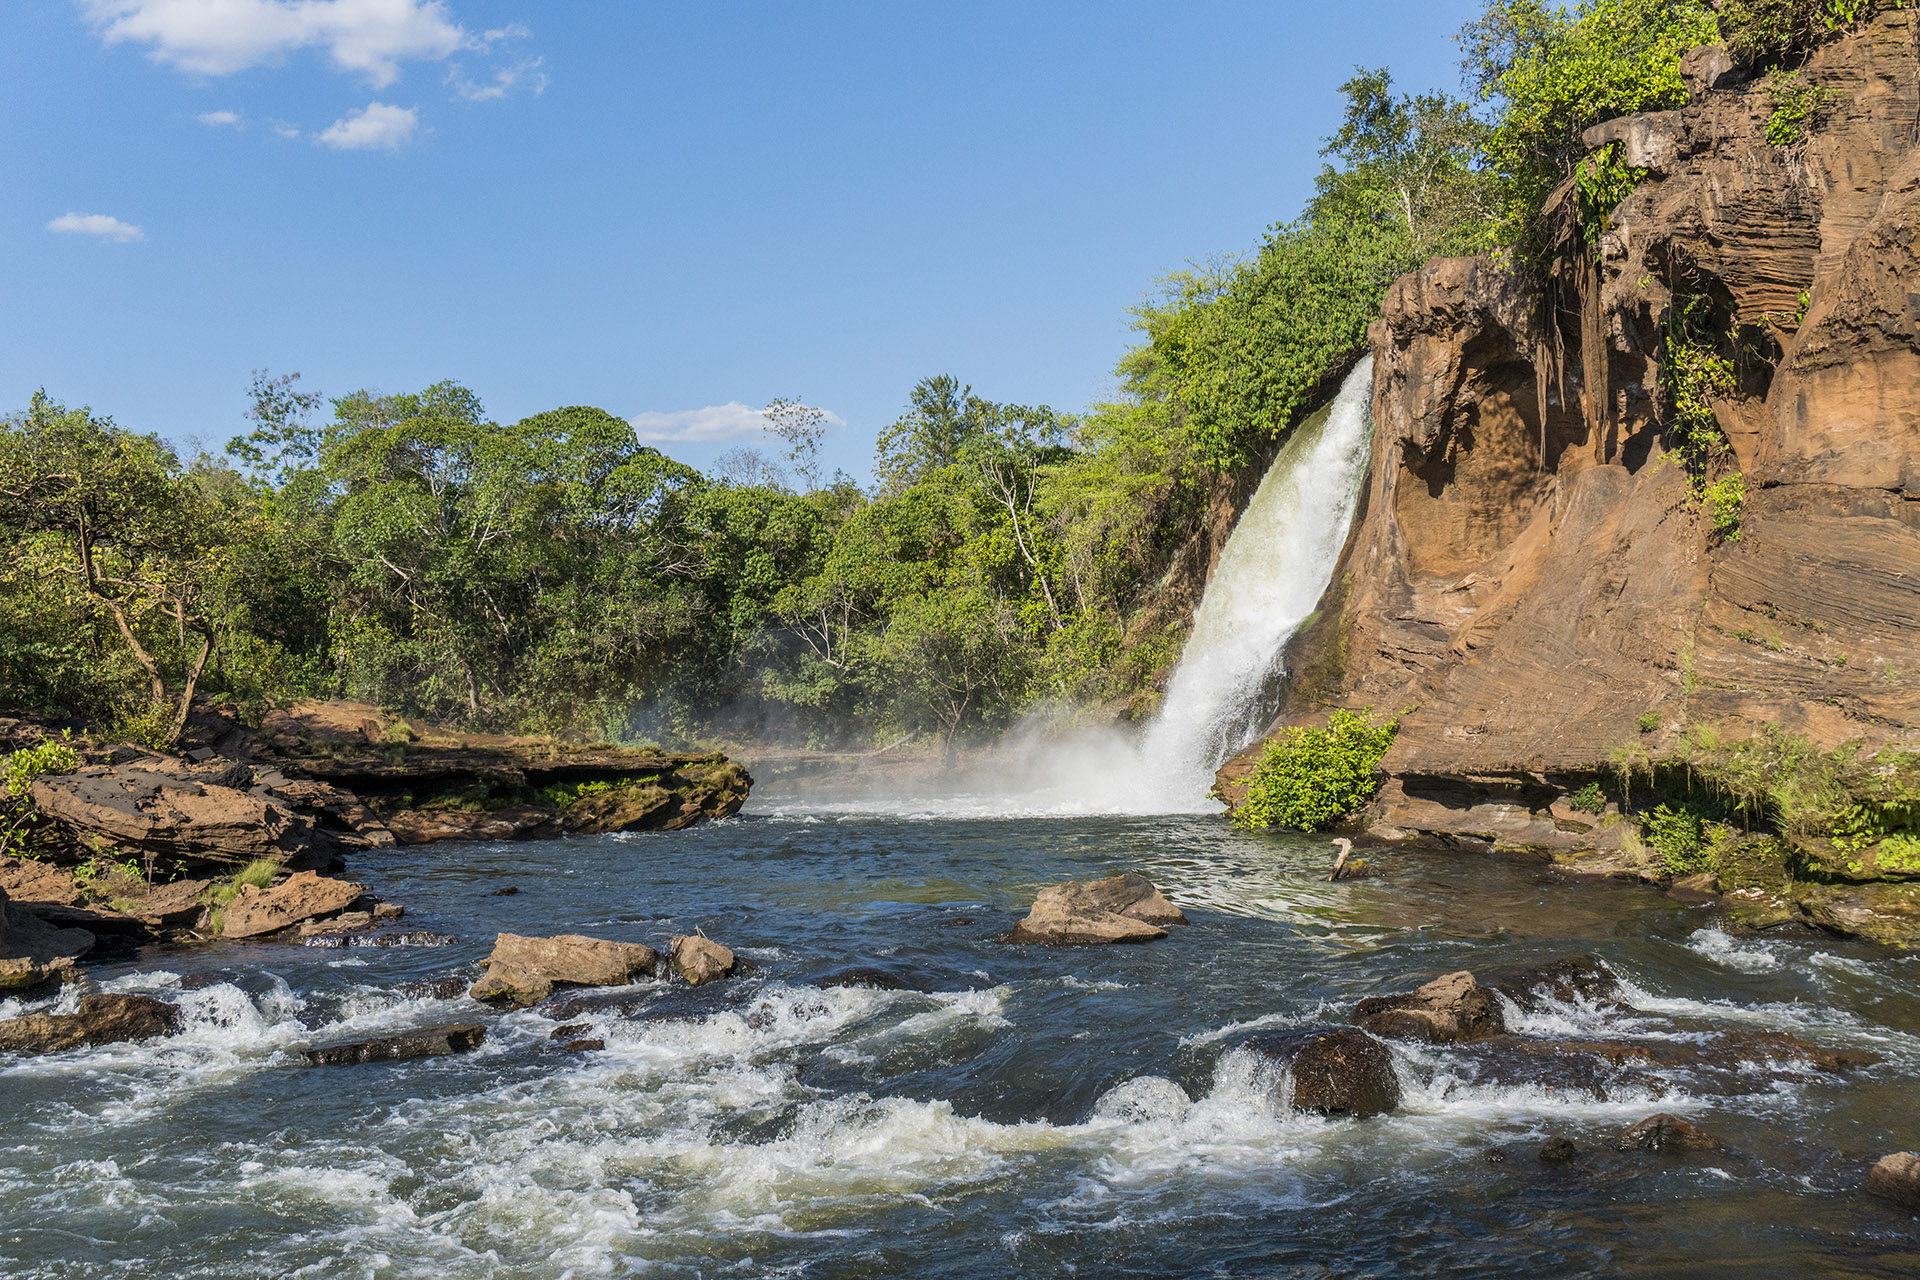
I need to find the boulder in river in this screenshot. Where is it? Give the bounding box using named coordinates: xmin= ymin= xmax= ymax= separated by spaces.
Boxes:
xmin=1616 ymin=1112 xmax=1720 ymax=1152
xmin=302 ymin=1023 xmax=487 ymax=1065
xmin=668 ymin=934 xmax=736 ymax=986
xmin=1485 ymin=955 xmax=1621 ymax=1009
xmin=0 ymin=993 xmax=180 ymax=1054
xmin=222 ymin=871 xmax=367 ymax=939
xmin=469 ymin=932 xmax=661 ymax=1006
xmin=1005 ymin=872 xmax=1186 ymax=945
xmin=1353 ymin=971 xmax=1506 ymax=1044
xmin=1865 ymin=1152 xmax=1920 ymax=1208
xmin=1539 ymin=1136 xmax=1578 ymax=1163
xmin=1248 ymin=1028 xmax=1401 ymax=1117
xmin=29 ymin=764 xmax=334 ymax=872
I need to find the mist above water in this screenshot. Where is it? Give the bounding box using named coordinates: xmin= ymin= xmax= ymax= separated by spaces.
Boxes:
xmin=782 ymin=357 xmax=1377 ymax=818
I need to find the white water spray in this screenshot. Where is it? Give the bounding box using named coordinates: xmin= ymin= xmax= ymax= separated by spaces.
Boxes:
xmin=770 ymin=358 xmax=1375 ymax=817
xmin=1126 ymin=355 xmax=1377 ymax=808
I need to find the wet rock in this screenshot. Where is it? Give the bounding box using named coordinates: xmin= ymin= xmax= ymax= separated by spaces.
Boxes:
xmin=1249 ymin=1028 xmax=1401 ymax=1118
xmin=561 ymin=1038 xmax=604 ymax=1052
xmin=301 ymin=911 xmax=373 ymax=937
xmin=1667 ymin=872 xmax=1721 ymax=903
xmin=669 ymin=934 xmax=737 ymax=986
xmin=395 ymin=975 xmax=470 ymax=1001
xmin=1485 ymin=955 xmax=1620 ymax=1008
xmin=384 ymin=806 xmax=561 ymax=845
xmin=469 ymin=932 xmax=660 ymax=1007
xmin=1483 ymin=1148 xmax=1506 ymax=1164
xmin=1005 ymin=872 xmax=1185 ymax=945
xmin=0 ymin=993 xmax=180 ymax=1054
xmin=488 ymin=886 xmax=520 ymax=896
xmin=1539 ymin=1136 xmax=1578 ymax=1163
xmin=222 ymin=870 xmax=366 ymax=939
xmin=1616 ymin=1112 xmax=1719 ymax=1152
xmin=1792 ymin=882 xmax=1920 ymax=948
xmin=2 ymin=886 xmax=95 ymax=966
xmin=302 ymin=1022 xmax=486 ymax=1065
xmin=0 ymin=954 xmax=79 ymax=993
xmin=550 ymin=1021 xmax=589 ymax=1040
xmin=1353 ymin=970 xmax=1506 ymax=1044
xmin=373 ymin=902 xmax=403 ymax=923
xmin=1865 ymin=1152 xmax=1920 ymax=1208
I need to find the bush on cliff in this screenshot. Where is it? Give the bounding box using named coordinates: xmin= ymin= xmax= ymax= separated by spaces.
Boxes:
xmin=1233 ymin=709 xmax=1399 ymax=832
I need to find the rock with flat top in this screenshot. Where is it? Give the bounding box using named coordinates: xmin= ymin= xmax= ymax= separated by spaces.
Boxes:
xmin=1 ymin=884 xmax=95 ymax=967
xmin=222 ymin=870 xmax=365 ymax=939
xmin=1616 ymin=1112 xmax=1720 ymax=1152
xmin=1006 ymin=872 xmax=1186 ymax=945
xmin=1865 ymin=1152 xmax=1920 ymax=1208
xmin=29 ymin=765 xmax=333 ymax=872
xmin=469 ymin=932 xmax=660 ymax=1006
xmin=668 ymin=934 xmax=737 ymax=986
xmin=0 ymin=993 xmax=180 ymax=1054
xmin=1354 ymin=970 xmax=1506 ymax=1044
xmin=302 ymin=1022 xmax=485 ymax=1065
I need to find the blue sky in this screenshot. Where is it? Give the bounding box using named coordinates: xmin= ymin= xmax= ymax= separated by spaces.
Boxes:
xmin=4 ymin=0 xmax=1481 ymax=481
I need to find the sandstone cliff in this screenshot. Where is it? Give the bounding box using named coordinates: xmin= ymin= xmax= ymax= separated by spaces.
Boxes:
xmin=1221 ymin=16 xmax=1920 ymax=921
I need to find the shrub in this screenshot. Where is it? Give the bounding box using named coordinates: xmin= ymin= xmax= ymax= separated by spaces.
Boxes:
xmin=1764 ymin=72 xmax=1834 ymax=146
xmin=0 ymin=733 xmax=78 ymax=859
xmin=1645 ymin=802 xmax=1710 ymax=873
xmin=1232 ymin=708 xmax=1399 ymax=832
xmin=1721 ymin=0 xmax=1892 ymax=66
xmin=1571 ymin=781 xmax=1608 ymax=813
xmin=1701 ymin=473 xmax=1748 ymax=541
xmin=1638 ymin=710 xmax=1662 ymax=733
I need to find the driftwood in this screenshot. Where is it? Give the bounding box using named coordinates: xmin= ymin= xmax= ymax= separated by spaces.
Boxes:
xmin=1327 ymin=838 xmax=1354 ymax=882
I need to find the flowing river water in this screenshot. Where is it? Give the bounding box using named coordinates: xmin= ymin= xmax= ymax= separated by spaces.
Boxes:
xmin=4 ymin=806 xmax=1919 ymax=1278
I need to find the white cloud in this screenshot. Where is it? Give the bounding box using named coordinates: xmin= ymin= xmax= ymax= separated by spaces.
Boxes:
xmin=46 ymin=211 xmax=146 ymax=242
xmin=315 ymin=100 xmax=418 ymax=149
xmin=82 ymin=0 xmax=469 ymax=87
xmin=448 ymin=55 xmax=546 ymax=102
xmin=197 ymin=108 xmax=242 ymax=126
xmin=272 ymin=122 xmax=303 ymax=138
xmin=629 ymin=402 xmax=847 ymax=445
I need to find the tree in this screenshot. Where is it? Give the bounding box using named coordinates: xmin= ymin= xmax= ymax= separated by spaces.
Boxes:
xmin=762 ymin=397 xmax=830 ymax=491
xmin=1314 ymin=67 xmax=1495 ymax=253
xmin=226 ymin=369 xmax=324 ymax=483
xmin=874 ymin=376 xmax=992 ymax=492
xmin=0 ymin=393 xmax=230 ymax=743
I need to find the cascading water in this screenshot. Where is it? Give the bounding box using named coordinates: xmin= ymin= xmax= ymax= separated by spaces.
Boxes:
xmin=1126 ymin=355 xmax=1376 ymax=809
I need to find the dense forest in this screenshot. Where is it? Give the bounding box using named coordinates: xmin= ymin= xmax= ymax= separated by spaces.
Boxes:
xmin=0 ymin=0 xmax=1870 ymax=752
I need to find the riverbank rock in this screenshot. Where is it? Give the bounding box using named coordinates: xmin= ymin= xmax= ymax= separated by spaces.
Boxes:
xmin=1865 ymin=1152 xmax=1920 ymax=1208
xmin=383 ymin=807 xmax=559 ymax=844
xmin=1 ymin=883 xmax=96 ymax=971
xmin=1006 ymin=873 xmax=1187 ymax=945
xmin=668 ymin=934 xmax=736 ymax=986
xmin=302 ymin=1022 xmax=486 ymax=1065
xmin=1354 ymin=971 xmax=1506 ymax=1044
xmin=1250 ymin=1029 xmax=1401 ymax=1117
xmin=0 ymin=993 xmax=180 ymax=1054
xmin=469 ymin=932 xmax=661 ymax=1006
xmin=221 ymin=871 xmax=366 ymax=939
xmin=1617 ymin=1113 xmax=1719 ymax=1152
xmin=28 ymin=764 xmax=333 ymax=872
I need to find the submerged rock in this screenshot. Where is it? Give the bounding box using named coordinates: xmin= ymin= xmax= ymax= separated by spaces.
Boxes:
xmin=1353 ymin=970 xmax=1506 ymax=1044
xmin=1539 ymin=1136 xmax=1578 ymax=1163
xmin=669 ymin=934 xmax=737 ymax=986
xmin=222 ymin=870 xmax=366 ymax=939
xmin=0 ymin=993 xmax=180 ymax=1054
xmin=302 ymin=1022 xmax=486 ymax=1065
xmin=1486 ymin=955 xmax=1621 ymax=1008
xmin=1616 ymin=1112 xmax=1720 ymax=1152
xmin=469 ymin=932 xmax=660 ymax=1006
xmin=1248 ymin=1028 xmax=1401 ymax=1118
xmin=817 ymin=966 xmax=913 ymax=991
xmin=1865 ymin=1152 xmax=1920 ymax=1208
xmin=1005 ymin=872 xmax=1186 ymax=945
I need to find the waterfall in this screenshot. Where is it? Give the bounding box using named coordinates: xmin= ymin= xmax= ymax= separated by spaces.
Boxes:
xmin=1128 ymin=355 xmax=1376 ymax=809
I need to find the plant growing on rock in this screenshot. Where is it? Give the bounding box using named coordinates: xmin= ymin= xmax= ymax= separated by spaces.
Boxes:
xmin=0 ymin=732 xmax=77 ymax=859
xmin=1764 ymin=72 xmax=1835 ymax=146
xmin=1233 ymin=708 xmax=1399 ymax=832
xmin=1701 ymin=473 xmax=1748 ymax=541
xmin=1571 ymin=781 xmax=1609 ymax=813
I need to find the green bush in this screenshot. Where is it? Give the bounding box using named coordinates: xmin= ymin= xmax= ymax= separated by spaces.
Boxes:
xmin=1645 ymin=802 xmax=1710 ymax=873
xmin=1571 ymin=781 xmax=1608 ymax=813
xmin=1721 ymin=0 xmax=1892 ymax=66
xmin=0 ymin=733 xmax=78 ymax=860
xmin=1764 ymin=72 xmax=1834 ymax=145
xmin=1233 ymin=708 xmax=1399 ymax=832
xmin=1701 ymin=473 xmax=1748 ymax=541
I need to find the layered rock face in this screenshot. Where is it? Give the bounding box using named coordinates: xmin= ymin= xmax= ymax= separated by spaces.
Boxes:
xmin=1224 ymin=18 xmax=1920 ymax=873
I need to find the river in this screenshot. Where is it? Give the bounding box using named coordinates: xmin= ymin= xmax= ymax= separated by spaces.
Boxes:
xmin=4 ymin=801 xmax=1918 ymax=1278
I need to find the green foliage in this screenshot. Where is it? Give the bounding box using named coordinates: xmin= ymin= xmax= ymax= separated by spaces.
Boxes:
xmin=1701 ymin=473 xmax=1748 ymax=541
xmin=1638 ymin=710 xmax=1663 ymax=733
xmin=1573 ymin=142 xmax=1647 ymax=244
xmin=0 ymin=733 xmax=78 ymax=860
xmin=1233 ymin=708 xmax=1399 ymax=832
xmin=1720 ymin=0 xmax=1900 ymax=65
xmin=1461 ymin=0 xmax=1719 ymax=250
xmin=1644 ymin=802 xmax=1711 ymax=873
xmin=1572 ymin=781 xmax=1609 ymax=813
xmin=1763 ymin=71 xmax=1834 ymax=145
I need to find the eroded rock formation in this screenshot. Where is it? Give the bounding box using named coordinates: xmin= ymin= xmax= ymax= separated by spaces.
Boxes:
xmin=1221 ymin=17 xmax=1920 ymax=941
